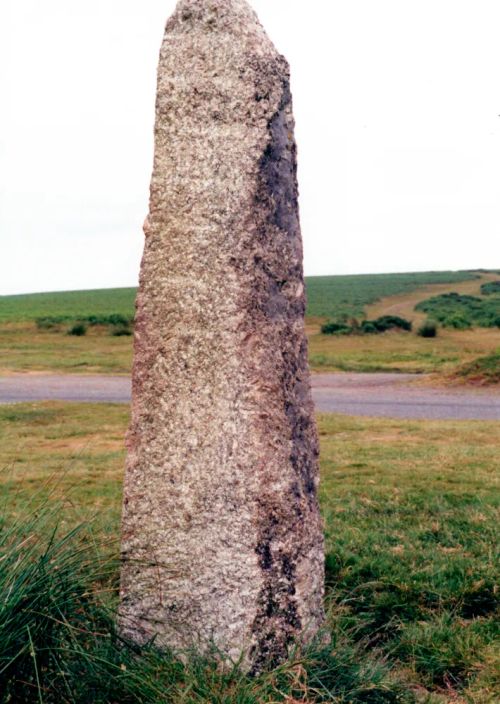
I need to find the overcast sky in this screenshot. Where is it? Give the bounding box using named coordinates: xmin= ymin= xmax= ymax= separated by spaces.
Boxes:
xmin=1 ymin=0 xmax=500 ymax=295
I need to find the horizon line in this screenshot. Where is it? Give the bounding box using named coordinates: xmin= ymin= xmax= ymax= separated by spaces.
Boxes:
xmin=0 ymin=267 xmax=497 ymax=298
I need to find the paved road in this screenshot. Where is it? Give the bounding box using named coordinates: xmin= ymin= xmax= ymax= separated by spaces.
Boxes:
xmin=0 ymin=373 xmax=498 ymax=420
xmin=0 ymin=373 xmax=500 ymax=420
xmin=312 ymin=373 xmax=500 ymax=420
xmin=0 ymin=375 xmax=133 ymax=405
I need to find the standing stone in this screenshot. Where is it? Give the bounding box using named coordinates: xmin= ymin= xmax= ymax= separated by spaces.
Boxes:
xmin=120 ymin=0 xmax=325 ymax=673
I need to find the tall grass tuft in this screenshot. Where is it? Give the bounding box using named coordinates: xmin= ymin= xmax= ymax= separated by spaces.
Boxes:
xmin=0 ymin=496 xmax=413 ymax=703
xmin=0 ymin=499 xmax=108 ymax=701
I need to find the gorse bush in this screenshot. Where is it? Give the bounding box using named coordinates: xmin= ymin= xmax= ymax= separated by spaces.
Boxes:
xmin=417 ymin=319 xmax=438 ymax=338
xmin=321 ymin=321 xmax=352 ymax=335
xmin=415 ymin=292 xmax=500 ymax=328
xmin=359 ymin=321 xmax=377 ymax=334
xmin=89 ymin=313 xmax=133 ymax=327
xmin=68 ymin=323 xmax=87 ymax=336
xmin=35 ymin=317 xmax=61 ymax=331
xmin=446 ymin=313 xmax=472 ymax=329
xmin=322 ymin=316 xmax=412 ymax=336
xmin=37 ymin=313 xmax=135 ymax=335
xmin=111 ymin=325 xmax=133 ymax=337
xmin=481 ymin=280 xmax=500 ymax=295
xmin=363 ymin=315 xmax=412 ymax=333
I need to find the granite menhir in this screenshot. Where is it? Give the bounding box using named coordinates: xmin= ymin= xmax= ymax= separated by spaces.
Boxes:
xmin=120 ymin=0 xmax=325 ymax=673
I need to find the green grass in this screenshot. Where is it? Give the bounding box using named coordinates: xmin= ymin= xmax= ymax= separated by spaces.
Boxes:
xmin=0 ymin=403 xmax=498 ymax=702
xmin=0 ymin=288 xmax=137 ymax=323
xmin=0 ymin=272 xmax=481 ymax=324
xmin=320 ymin=415 xmax=499 ymax=699
xmin=0 ymin=506 xmax=412 ymax=703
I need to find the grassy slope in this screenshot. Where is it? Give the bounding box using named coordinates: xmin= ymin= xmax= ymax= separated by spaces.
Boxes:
xmin=308 ymin=273 xmax=500 ymax=374
xmin=0 ymin=272 xmax=480 ymax=323
xmin=448 ymin=351 xmax=500 ymax=386
xmin=0 ymin=271 xmax=498 ymax=376
xmin=0 ymin=403 xmax=498 ymax=702
xmin=0 ymin=288 xmax=137 ymax=322
xmin=306 ymin=271 xmax=479 ymax=319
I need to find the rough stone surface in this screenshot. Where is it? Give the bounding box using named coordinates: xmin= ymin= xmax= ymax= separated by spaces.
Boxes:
xmin=119 ymin=0 xmax=325 ymax=672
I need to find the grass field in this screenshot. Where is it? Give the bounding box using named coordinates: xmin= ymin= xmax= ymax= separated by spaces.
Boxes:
xmin=0 ymin=322 xmax=133 ymax=375
xmin=305 ymin=271 xmax=480 ymax=319
xmin=0 ymin=270 xmax=498 ymax=378
xmin=0 ymin=403 xmax=498 ymax=702
xmin=0 ymin=288 xmax=137 ymax=323
xmin=0 ymin=272 xmax=484 ymax=323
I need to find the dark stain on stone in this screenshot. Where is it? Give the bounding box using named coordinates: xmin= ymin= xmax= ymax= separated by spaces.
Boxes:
xmin=256 ymin=541 xmax=273 ymax=570
xmin=281 ymin=341 xmax=320 ymax=501
xmin=257 ymin=80 xmax=299 ymax=236
xmin=227 ymin=56 xmax=322 ymax=674
xmin=250 ymin=494 xmax=304 ymax=674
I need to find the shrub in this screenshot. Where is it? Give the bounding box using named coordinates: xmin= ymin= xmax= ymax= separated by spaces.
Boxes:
xmin=88 ymin=313 xmax=133 ymax=327
xmin=37 ymin=314 xmax=135 ymax=334
xmin=374 ymin=315 xmax=412 ymax=332
xmin=416 ymin=292 xmax=500 ymax=328
xmin=68 ymin=323 xmax=87 ymax=336
xmin=36 ymin=317 xmax=62 ymax=330
xmin=445 ymin=314 xmax=471 ymax=330
xmin=346 ymin=317 xmax=414 ymax=335
xmin=321 ymin=321 xmax=352 ymax=335
xmin=481 ymin=281 xmax=500 ymax=295
xmin=361 ymin=316 xmax=412 ymax=333
xmin=418 ymin=320 xmax=438 ymax=338
xmin=111 ymin=325 xmax=133 ymax=337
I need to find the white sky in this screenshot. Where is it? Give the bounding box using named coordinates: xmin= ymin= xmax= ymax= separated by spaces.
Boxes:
xmin=1 ymin=0 xmax=500 ymax=295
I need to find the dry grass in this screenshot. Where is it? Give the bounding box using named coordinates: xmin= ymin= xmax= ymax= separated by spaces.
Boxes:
xmin=0 ymin=322 xmax=132 ymax=375
xmin=1 ymin=316 xmax=498 ymax=378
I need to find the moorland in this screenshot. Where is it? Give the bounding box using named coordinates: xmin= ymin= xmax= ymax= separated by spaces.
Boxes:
xmin=0 ymin=269 xmax=499 ymax=381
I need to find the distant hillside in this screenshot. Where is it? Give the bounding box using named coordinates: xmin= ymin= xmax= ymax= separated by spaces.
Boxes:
xmin=0 ymin=288 xmax=137 ymax=322
xmin=0 ymin=271 xmax=486 ymax=322
xmin=305 ymin=271 xmax=481 ymax=319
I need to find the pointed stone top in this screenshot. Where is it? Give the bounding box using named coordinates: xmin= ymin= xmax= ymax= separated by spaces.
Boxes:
xmin=167 ymin=0 xmax=277 ymax=56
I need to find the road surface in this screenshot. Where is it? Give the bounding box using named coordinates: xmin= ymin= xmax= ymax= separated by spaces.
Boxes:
xmin=311 ymin=373 xmax=499 ymax=420
xmin=0 ymin=373 xmax=498 ymax=420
